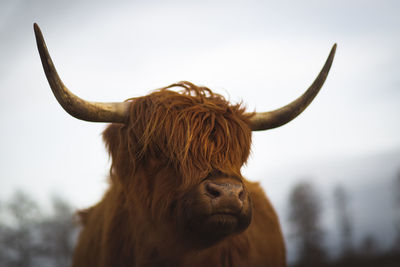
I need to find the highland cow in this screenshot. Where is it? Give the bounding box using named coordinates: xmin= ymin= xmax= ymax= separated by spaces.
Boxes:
xmin=34 ymin=23 xmax=336 ymax=267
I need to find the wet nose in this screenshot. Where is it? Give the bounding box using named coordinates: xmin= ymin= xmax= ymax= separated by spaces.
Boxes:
xmin=204 ymin=182 xmax=245 ymax=210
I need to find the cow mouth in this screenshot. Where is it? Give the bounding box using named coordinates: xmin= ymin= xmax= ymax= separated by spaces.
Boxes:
xmin=203 ymin=212 xmax=240 ymax=233
xmin=184 ymin=213 xmax=241 ymax=248
xmin=208 ymin=212 xmax=238 ymax=224
xmin=181 ymin=205 xmax=252 ymax=248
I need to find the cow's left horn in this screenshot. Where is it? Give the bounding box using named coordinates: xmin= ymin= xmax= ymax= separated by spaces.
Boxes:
xmin=249 ymin=44 xmax=336 ymax=131
xmin=34 ymin=23 xmax=129 ymax=123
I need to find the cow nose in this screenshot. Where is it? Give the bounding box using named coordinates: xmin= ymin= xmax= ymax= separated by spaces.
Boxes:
xmin=204 ymin=182 xmax=245 ymax=210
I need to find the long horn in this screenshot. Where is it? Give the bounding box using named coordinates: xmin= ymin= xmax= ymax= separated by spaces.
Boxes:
xmin=34 ymin=23 xmax=130 ymax=123
xmin=249 ymin=44 xmax=336 ymax=131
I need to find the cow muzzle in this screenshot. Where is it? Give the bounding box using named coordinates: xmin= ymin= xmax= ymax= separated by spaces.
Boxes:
xmin=181 ymin=176 xmax=252 ymax=248
xmin=203 ymin=181 xmax=245 ymax=215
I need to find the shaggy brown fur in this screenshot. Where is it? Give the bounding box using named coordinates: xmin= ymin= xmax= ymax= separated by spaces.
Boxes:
xmin=72 ymin=81 xmax=286 ymax=267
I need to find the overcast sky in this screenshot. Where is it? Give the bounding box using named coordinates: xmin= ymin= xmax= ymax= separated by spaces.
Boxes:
xmin=1 ymin=0 xmax=399 ymax=233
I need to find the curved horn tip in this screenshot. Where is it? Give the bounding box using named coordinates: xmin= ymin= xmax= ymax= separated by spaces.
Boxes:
xmin=33 ymin=23 xmax=44 ymax=41
xmin=330 ymin=43 xmax=337 ymax=56
xmin=33 ymin=23 xmax=130 ymax=123
xmin=249 ymin=44 xmax=337 ymax=131
xmin=33 ymin=23 xmax=40 ymax=32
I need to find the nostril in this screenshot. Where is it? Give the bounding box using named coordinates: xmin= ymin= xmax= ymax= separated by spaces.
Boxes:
xmin=238 ymin=189 xmax=245 ymax=201
xmin=205 ymin=183 xmax=221 ymax=198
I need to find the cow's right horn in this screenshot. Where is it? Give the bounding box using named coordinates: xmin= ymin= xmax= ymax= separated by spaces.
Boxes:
xmin=34 ymin=23 xmax=130 ymax=123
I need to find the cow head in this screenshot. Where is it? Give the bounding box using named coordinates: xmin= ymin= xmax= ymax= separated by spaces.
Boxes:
xmin=33 ymin=23 xmax=335 ymax=248
xmin=101 ymin=83 xmax=254 ymax=248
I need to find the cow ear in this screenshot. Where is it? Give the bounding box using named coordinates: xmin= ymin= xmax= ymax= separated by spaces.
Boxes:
xmin=103 ymin=124 xmax=133 ymax=181
xmin=103 ymin=124 xmax=122 ymax=160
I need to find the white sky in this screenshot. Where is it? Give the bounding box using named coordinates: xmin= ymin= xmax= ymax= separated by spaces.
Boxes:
xmin=0 ymin=0 xmax=399 ymax=218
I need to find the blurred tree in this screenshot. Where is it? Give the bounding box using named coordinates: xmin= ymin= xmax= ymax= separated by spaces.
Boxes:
xmin=0 ymin=191 xmax=78 ymax=266
xmin=359 ymin=234 xmax=379 ymax=259
xmin=0 ymin=200 xmax=10 ymax=265
xmin=39 ymin=196 xmax=78 ymax=267
xmin=288 ymin=181 xmax=327 ymax=267
xmin=394 ymin=170 xmax=400 ymax=252
xmin=333 ymin=185 xmax=353 ymax=258
xmin=4 ymin=190 xmax=42 ymax=267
